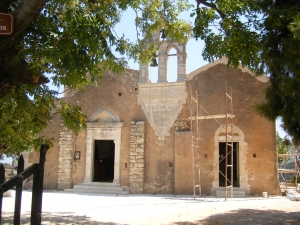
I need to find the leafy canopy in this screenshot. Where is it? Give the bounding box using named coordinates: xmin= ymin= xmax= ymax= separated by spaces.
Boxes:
xmin=0 ymin=0 xmax=192 ymax=154
xmin=193 ymin=0 xmax=300 ymax=144
xmin=276 ymin=132 xmax=292 ymax=163
xmin=2 ymin=0 xmax=300 ymax=155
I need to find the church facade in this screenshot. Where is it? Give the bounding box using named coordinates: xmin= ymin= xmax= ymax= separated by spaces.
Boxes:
xmin=27 ymin=35 xmax=280 ymax=196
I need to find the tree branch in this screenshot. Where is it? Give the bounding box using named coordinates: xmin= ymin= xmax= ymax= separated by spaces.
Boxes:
xmin=0 ymin=46 xmax=49 ymax=99
xmin=196 ymin=0 xmax=225 ymax=19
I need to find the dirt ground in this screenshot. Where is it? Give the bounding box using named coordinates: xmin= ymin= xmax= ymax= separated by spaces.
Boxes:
xmin=1 ymin=190 xmax=300 ymax=225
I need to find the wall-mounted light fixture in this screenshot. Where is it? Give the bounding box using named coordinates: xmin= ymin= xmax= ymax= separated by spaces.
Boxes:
xmin=74 ymin=151 xmax=81 ymax=160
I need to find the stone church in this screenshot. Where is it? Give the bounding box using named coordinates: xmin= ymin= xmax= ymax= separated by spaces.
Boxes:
xmin=27 ymin=33 xmax=280 ymax=196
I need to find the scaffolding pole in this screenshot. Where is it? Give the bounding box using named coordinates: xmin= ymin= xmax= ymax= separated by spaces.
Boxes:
xmin=225 ymin=84 xmax=234 ymax=200
xmin=189 ymin=83 xmax=235 ymax=200
xmin=190 ymin=89 xmax=201 ymax=199
xmin=278 ymin=146 xmax=300 ymax=192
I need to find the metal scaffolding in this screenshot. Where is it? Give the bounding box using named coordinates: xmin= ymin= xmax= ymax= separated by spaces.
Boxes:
xmin=189 ymin=83 xmax=234 ymax=200
xmin=278 ymin=146 xmax=300 ymax=192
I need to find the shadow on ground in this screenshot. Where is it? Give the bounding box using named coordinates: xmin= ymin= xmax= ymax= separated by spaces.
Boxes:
xmin=173 ymin=209 xmax=300 ymax=225
xmin=2 ymin=208 xmax=300 ymax=225
xmin=1 ymin=211 xmax=120 ymax=225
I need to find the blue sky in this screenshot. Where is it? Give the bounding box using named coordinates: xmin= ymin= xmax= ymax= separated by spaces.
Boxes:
xmin=113 ymin=1 xmax=205 ymax=80
xmin=113 ymin=3 xmax=287 ymax=138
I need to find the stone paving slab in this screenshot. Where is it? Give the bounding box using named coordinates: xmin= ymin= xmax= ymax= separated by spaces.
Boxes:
xmin=1 ymin=190 xmax=300 ymax=224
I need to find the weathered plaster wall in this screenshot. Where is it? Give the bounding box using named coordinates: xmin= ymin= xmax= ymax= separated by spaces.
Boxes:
xmin=65 ymin=70 xmax=179 ymax=194
xmin=174 ymin=132 xmax=192 ymax=194
xmin=30 ymin=64 xmax=280 ymax=196
xmin=176 ymin=63 xmax=280 ymax=195
xmin=64 ymin=70 xmax=143 ymax=188
xmin=72 ymin=129 xmax=86 ymax=186
xmin=143 ymin=125 xmax=175 ymax=193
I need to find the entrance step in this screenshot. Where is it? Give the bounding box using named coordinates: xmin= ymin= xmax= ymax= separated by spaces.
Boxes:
xmin=215 ymin=188 xmax=246 ymax=198
xmin=64 ymin=182 xmax=130 ymax=195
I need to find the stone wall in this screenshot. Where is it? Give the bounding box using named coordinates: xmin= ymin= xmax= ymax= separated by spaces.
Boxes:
xmin=129 ymin=121 xmax=145 ymax=193
xmin=106 ymin=69 xmax=139 ymax=94
xmin=57 ymin=123 xmax=73 ymax=189
xmin=64 ymin=68 xmax=139 ymax=97
xmin=174 ymin=119 xmax=191 ymax=131
xmin=32 ymin=57 xmax=279 ymax=196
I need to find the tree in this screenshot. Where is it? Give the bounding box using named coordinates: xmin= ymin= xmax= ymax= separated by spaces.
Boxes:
xmin=276 ymin=132 xmax=292 ymax=163
xmin=6 ymin=0 xmax=300 ymax=155
xmin=0 ymin=0 xmax=192 ymax=154
xmin=193 ymin=0 xmax=300 ymax=143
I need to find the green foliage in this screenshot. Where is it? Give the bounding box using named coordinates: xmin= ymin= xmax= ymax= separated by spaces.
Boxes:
xmin=0 ymin=84 xmax=87 ymax=154
xmin=193 ymin=0 xmax=263 ymax=72
xmin=0 ymin=85 xmax=55 ymax=153
xmin=0 ymin=0 xmax=192 ymax=154
xmin=276 ymin=132 xmax=292 ymax=162
xmin=3 ymin=0 xmax=300 ymax=154
xmin=18 ymin=0 xmax=192 ymax=83
xmin=290 ymin=175 xmax=300 ymax=184
xmin=193 ymin=0 xmax=300 ymax=144
xmin=255 ymin=1 xmax=300 ymax=144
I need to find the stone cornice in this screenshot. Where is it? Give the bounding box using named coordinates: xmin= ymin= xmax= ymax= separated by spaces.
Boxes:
xmin=86 ymin=122 xmax=124 ymax=129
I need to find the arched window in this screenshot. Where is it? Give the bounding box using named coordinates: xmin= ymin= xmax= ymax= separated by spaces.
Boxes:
xmin=167 ymin=48 xmax=177 ymax=82
xmin=149 ymin=64 xmax=158 ymax=83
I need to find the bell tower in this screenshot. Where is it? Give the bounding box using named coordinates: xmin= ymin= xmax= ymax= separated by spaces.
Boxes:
xmin=137 ymin=31 xmax=187 ymax=143
xmin=138 ymin=31 xmax=187 ymax=83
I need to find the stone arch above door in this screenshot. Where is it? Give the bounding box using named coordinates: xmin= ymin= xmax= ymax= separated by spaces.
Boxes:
xmin=216 ymin=125 xmax=243 ymax=142
xmin=89 ymin=109 xmax=120 ymax=123
xmin=84 ymin=109 xmax=123 ymax=185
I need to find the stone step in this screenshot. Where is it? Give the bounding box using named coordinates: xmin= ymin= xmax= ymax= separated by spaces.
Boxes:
xmin=64 ymin=189 xmax=130 ymax=195
xmin=74 ymin=182 xmax=121 ymax=187
xmin=64 ymin=182 xmax=130 ymax=195
xmin=74 ymin=185 xmax=126 ymax=191
xmin=215 ymin=188 xmax=246 ymax=198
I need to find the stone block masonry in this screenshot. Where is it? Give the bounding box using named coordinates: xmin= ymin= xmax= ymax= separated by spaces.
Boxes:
xmin=129 ymin=121 xmax=145 ymax=193
xmin=57 ymin=123 xmax=73 ymax=189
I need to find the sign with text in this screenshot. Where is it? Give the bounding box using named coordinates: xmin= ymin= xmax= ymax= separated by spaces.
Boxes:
xmin=0 ymin=13 xmax=13 ymax=36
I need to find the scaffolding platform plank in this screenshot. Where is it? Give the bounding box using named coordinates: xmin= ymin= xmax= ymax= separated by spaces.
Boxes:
xmin=188 ymin=114 xmax=235 ymax=120
xmin=278 ymin=154 xmax=300 ymax=157
xmin=278 ymin=169 xmax=298 ymax=173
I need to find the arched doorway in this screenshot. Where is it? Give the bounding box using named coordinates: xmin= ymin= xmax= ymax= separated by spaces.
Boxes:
xmin=218 ymin=142 xmax=240 ymax=187
xmin=213 ymin=125 xmax=249 ymax=194
xmin=84 ymin=109 xmax=123 ymax=185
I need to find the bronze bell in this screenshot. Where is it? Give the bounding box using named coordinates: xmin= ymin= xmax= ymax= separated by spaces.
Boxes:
xmin=150 ymin=57 xmax=158 ymax=67
xmin=160 ymin=29 xmax=166 ymax=39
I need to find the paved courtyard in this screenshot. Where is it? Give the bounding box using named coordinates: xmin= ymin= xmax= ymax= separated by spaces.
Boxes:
xmin=1 ymin=190 xmax=300 ymax=224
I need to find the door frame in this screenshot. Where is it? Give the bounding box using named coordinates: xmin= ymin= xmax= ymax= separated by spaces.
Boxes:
xmin=213 ymin=125 xmax=249 ymax=194
xmin=84 ymin=122 xmax=123 ymax=185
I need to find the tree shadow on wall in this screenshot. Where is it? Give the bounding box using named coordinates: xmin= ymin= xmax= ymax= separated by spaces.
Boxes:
xmin=1 ymin=211 xmax=121 ymax=225
xmin=173 ymin=209 xmax=300 ymax=225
